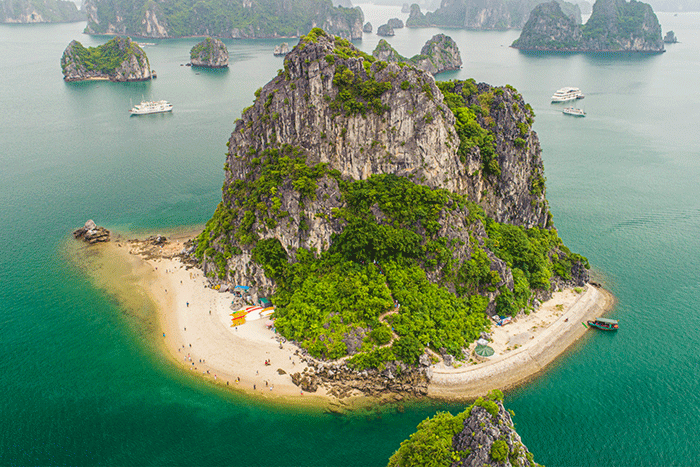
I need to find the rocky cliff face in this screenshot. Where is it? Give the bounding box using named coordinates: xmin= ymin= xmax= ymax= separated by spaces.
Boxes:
xmin=512 ymin=0 xmax=664 ymax=52
xmin=83 ymin=0 xmax=364 ymax=39
xmin=274 ymin=42 xmax=290 ymax=56
xmin=1 ymin=0 xmax=83 ymax=23
xmin=363 ymin=21 xmax=372 ymax=32
xmin=194 ymin=29 xmax=585 ymax=311
xmin=388 ymin=392 xmax=540 ymax=467
xmin=372 ymin=34 xmax=463 ymax=75
xmin=407 ymin=0 xmax=581 ymax=30
xmin=449 ymin=398 xmax=539 ymax=467
xmin=190 ymin=37 xmax=229 ymax=68
xmin=61 ymin=37 xmax=152 ymax=82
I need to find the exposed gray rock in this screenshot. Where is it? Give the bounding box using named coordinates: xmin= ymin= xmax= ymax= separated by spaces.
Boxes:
xmin=372 ymin=34 xmax=462 ymax=75
xmin=73 ymin=220 xmax=110 ymax=243
xmin=450 ymin=399 xmax=538 ymax=467
xmin=363 ymin=21 xmax=372 ymax=33
xmin=190 ymin=37 xmax=229 ymax=68
xmin=401 ymin=2 xmax=410 ymax=13
xmin=1 ymin=0 xmax=84 ymax=23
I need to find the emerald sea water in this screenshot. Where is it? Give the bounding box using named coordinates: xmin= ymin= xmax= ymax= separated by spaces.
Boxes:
xmin=1 ymin=9 xmax=699 ymax=465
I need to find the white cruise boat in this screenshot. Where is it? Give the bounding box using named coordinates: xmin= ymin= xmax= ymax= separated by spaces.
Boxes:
xmin=551 ymin=87 xmax=585 ymax=103
xmin=129 ymin=100 xmax=173 ymax=115
xmin=562 ymin=107 xmax=586 ymax=117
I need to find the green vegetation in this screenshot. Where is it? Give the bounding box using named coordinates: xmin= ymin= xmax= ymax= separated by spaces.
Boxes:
xmin=62 ymin=37 xmax=148 ymax=75
xmin=387 ymin=390 xmax=514 ymax=467
xmin=2 ymin=0 xmax=83 ymax=22
xmin=436 ymin=80 xmax=500 ymax=176
xmin=86 ymin=0 xmax=363 ymax=38
xmin=330 ymin=64 xmax=392 ymax=117
xmin=190 ymin=37 xmax=225 ymax=61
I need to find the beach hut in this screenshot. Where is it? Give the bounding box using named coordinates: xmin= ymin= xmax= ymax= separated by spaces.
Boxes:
xmin=258 ymin=297 xmax=272 ymax=308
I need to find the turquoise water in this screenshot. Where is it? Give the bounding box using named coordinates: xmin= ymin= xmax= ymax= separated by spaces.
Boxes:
xmin=1 ymin=12 xmax=699 ymax=465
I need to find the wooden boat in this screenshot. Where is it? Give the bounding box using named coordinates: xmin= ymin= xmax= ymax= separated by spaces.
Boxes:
xmin=587 ymin=317 xmax=619 ymax=331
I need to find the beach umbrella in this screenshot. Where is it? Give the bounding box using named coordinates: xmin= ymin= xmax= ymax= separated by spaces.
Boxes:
xmin=474 ymin=345 xmax=494 ymax=357
xmin=477 ymin=338 xmax=489 ymax=346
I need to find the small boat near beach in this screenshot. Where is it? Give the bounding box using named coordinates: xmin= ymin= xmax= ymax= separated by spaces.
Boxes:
xmin=587 ymin=317 xmax=619 ymax=331
xmin=563 ymin=107 xmax=586 ymax=117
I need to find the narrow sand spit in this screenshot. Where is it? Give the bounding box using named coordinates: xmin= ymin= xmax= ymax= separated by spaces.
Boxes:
xmin=93 ymin=231 xmax=614 ymax=404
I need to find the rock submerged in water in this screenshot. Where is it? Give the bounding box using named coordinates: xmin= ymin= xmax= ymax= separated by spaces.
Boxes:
xmin=61 ymin=37 xmax=152 ymax=82
xmin=73 ymin=219 xmax=110 ymax=243
xmin=190 ymin=37 xmax=229 ymax=68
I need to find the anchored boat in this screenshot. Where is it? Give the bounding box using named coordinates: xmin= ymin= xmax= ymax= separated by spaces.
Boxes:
xmin=587 ymin=317 xmax=619 ymax=331
xmin=563 ymin=107 xmax=586 ymax=117
xmin=129 ymin=100 xmax=173 ymax=115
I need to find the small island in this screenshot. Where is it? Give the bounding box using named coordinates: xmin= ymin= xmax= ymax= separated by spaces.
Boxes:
xmin=377 ymin=23 xmax=395 ymax=36
xmin=387 ymin=17 xmax=404 ymax=29
xmin=511 ymin=0 xmax=664 ymax=52
xmin=273 ymin=42 xmax=290 ymax=56
xmin=363 ymin=21 xmax=372 ymax=33
xmin=664 ymin=30 xmax=678 ymax=43
xmin=388 ymin=391 xmax=539 ymax=467
xmin=190 ymin=37 xmax=229 ymax=68
xmin=372 ymin=34 xmax=463 ymax=75
xmin=1 ymin=0 xmax=83 ymax=23
xmin=61 ymin=37 xmax=152 ymax=82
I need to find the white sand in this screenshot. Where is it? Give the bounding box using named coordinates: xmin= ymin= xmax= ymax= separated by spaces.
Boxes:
xmin=94 ymin=232 xmax=613 ymax=404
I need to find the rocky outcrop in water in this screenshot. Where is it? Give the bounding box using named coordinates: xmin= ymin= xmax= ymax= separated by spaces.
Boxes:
xmin=61 ymin=37 xmax=152 ymax=82
xmin=190 ymin=37 xmax=229 ymax=68
xmin=406 ymin=0 xmax=581 ymax=30
xmin=387 ymin=17 xmax=404 ymax=28
xmin=363 ymin=21 xmax=372 ymax=32
xmin=372 ymin=34 xmax=462 ymax=75
xmin=388 ymin=392 xmax=540 ymax=467
xmin=663 ymin=30 xmax=678 ymax=43
xmin=1 ymin=0 xmax=83 ymax=23
xmin=82 ymin=0 xmax=364 ymax=39
xmin=73 ymin=220 xmax=110 ymax=243
xmin=274 ymin=42 xmax=290 ymax=56
xmin=377 ymin=23 xmax=394 ymax=36
xmin=512 ymin=0 xmax=664 ymax=52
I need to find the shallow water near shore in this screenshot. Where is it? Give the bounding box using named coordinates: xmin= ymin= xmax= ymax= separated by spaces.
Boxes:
xmin=2 ymin=10 xmax=700 ymax=465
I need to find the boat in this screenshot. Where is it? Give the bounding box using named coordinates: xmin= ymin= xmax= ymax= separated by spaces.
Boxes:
xmin=587 ymin=317 xmax=619 ymax=331
xmin=563 ymin=107 xmax=586 ymax=117
xmin=551 ymin=87 xmax=585 ymax=103
xmin=129 ymin=100 xmax=173 ymax=115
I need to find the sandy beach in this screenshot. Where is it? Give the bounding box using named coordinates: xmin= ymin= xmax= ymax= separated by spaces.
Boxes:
xmin=86 ymin=230 xmax=614 ymax=405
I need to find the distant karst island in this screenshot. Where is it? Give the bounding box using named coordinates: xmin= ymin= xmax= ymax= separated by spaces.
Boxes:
xmin=512 ymin=0 xmax=665 ymax=52
xmin=190 ymin=37 xmax=229 ymax=68
xmin=1 ymin=0 xmax=83 ymax=23
xmin=372 ymin=34 xmax=463 ymax=75
xmin=61 ymin=37 xmax=153 ymax=82
xmin=405 ymin=0 xmax=582 ymax=30
xmin=82 ymin=0 xmax=364 ymax=39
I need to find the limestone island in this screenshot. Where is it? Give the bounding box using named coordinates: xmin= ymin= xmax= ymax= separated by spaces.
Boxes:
xmin=83 ymin=28 xmax=613 ymax=407
xmin=405 ymin=0 xmax=582 ymax=30
xmin=190 ymin=37 xmax=229 ymax=68
xmin=363 ymin=21 xmax=372 ymax=33
xmin=82 ymin=0 xmax=364 ymax=39
xmin=61 ymin=37 xmax=152 ymax=82
xmin=511 ymin=0 xmax=665 ymax=52
xmin=377 ymin=23 xmax=394 ymax=36
xmin=388 ymin=391 xmax=540 ymax=467
xmin=1 ymin=0 xmax=83 ymax=23
xmin=387 ymin=17 xmax=404 ymax=29
xmin=372 ymin=34 xmax=462 ymax=75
